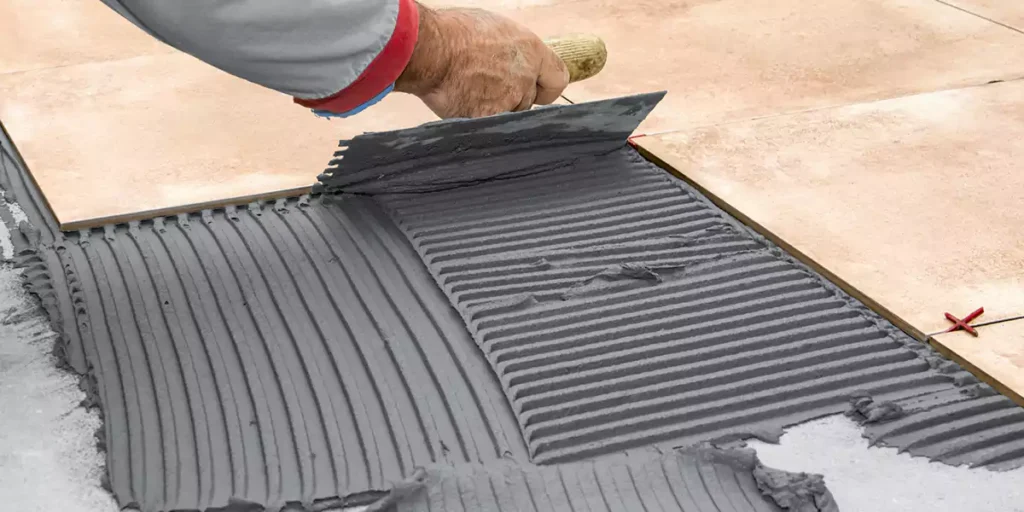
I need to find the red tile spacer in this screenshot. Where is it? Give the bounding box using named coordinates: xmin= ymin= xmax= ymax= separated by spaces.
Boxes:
xmin=943 ymin=307 xmax=985 ymax=336
xmin=627 ymin=133 xmax=647 ymax=147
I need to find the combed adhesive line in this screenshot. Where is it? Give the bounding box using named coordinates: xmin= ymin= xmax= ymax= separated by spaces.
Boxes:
xmin=0 ymin=124 xmax=526 ymax=511
xmin=373 ymin=146 xmax=1024 ymax=467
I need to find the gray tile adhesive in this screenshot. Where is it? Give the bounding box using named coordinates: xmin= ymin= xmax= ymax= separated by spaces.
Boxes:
xmin=0 ymin=92 xmax=1022 ymax=511
xmin=383 ymin=446 xmax=837 ymax=512
xmin=0 ymin=127 xmax=529 ymax=511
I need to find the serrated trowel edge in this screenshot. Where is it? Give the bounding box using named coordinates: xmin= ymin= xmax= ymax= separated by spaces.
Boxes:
xmin=316 ymin=91 xmax=666 ymax=195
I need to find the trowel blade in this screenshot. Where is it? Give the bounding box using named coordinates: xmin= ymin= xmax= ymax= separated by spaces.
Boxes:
xmin=315 ymin=92 xmax=667 ymax=195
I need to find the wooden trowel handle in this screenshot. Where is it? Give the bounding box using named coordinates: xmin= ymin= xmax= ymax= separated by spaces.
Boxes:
xmin=544 ymin=34 xmax=608 ymax=83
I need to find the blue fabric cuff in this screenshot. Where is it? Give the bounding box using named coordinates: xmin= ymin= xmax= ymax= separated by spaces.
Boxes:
xmin=312 ymin=83 xmax=395 ymax=119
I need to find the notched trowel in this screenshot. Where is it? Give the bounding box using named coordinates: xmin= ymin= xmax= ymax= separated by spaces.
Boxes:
xmin=316 ymin=34 xmax=666 ymax=196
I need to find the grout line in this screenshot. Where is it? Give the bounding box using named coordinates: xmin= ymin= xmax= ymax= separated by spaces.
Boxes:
xmin=0 ymin=49 xmax=180 ymax=78
xmin=639 ymin=74 xmax=1024 ymax=139
xmin=927 ymin=314 xmax=1024 ymax=337
xmin=931 ymin=0 xmax=1024 ymax=36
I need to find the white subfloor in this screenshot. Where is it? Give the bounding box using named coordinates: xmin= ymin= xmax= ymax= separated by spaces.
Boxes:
xmin=748 ymin=415 xmax=1024 ymax=512
xmin=0 ymin=216 xmax=117 ymax=512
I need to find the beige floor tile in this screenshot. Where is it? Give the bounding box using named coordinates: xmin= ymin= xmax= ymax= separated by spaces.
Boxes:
xmin=518 ymin=0 xmax=1024 ymax=132
xmin=441 ymin=0 xmax=579 ymax=7
xmin=932 ymin=319 xmax=1024 ymax=406
xmin=0 ymin=53 xmax=439 ymax=228
xmin=942 ymin=0 xmax=1024 ymax=31
xmin=0 ymin=51 xmax=573 ymax=229
xmin=0 ymin=0 xmax=583 ymax=228
xmin=635 ymin=80 xmax=1024 ymax=339
xmin=0 ymin=0 xmax=173 ymax=74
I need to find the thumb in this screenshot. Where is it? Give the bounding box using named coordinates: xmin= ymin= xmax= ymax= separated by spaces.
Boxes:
xmin=535 ymin=45 xmax=570 ymax=105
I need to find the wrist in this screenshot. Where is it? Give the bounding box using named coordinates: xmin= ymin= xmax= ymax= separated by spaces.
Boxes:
xmin=395 ymin=3 xmax=449 ymax=96
xmin=294 ymin=0 xmax=419 ymax=114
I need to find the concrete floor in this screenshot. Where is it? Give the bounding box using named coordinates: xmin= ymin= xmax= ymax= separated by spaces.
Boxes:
xmin=749 ymin=415 xmax=1024 ymax=512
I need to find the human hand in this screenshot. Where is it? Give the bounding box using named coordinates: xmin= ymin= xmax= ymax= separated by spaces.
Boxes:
xmin=394 ymin=3 xmax=570 ymax=118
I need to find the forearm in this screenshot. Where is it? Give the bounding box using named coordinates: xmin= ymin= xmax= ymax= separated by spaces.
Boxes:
xmin=100 ymin=0 xmax=420 ymax=112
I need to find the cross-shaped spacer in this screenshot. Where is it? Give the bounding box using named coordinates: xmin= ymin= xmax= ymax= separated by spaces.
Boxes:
xmin=943 ymin=307 xmax=985 ymax=337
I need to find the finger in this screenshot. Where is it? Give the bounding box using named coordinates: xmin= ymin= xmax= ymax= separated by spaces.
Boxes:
xmin=535 ymin=46 xmax=569 ymax=105
xmin=513 ymin=84 xmax=538 ymax=112
xmin=469 ymin=101 xmax=509 ymax=118
xmin=421 ymin=91 xmax=457 ymax=119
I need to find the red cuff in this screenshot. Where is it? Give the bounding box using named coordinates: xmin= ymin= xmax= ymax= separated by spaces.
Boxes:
xmin=293 ymin=0 xmax=419 ymax=113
